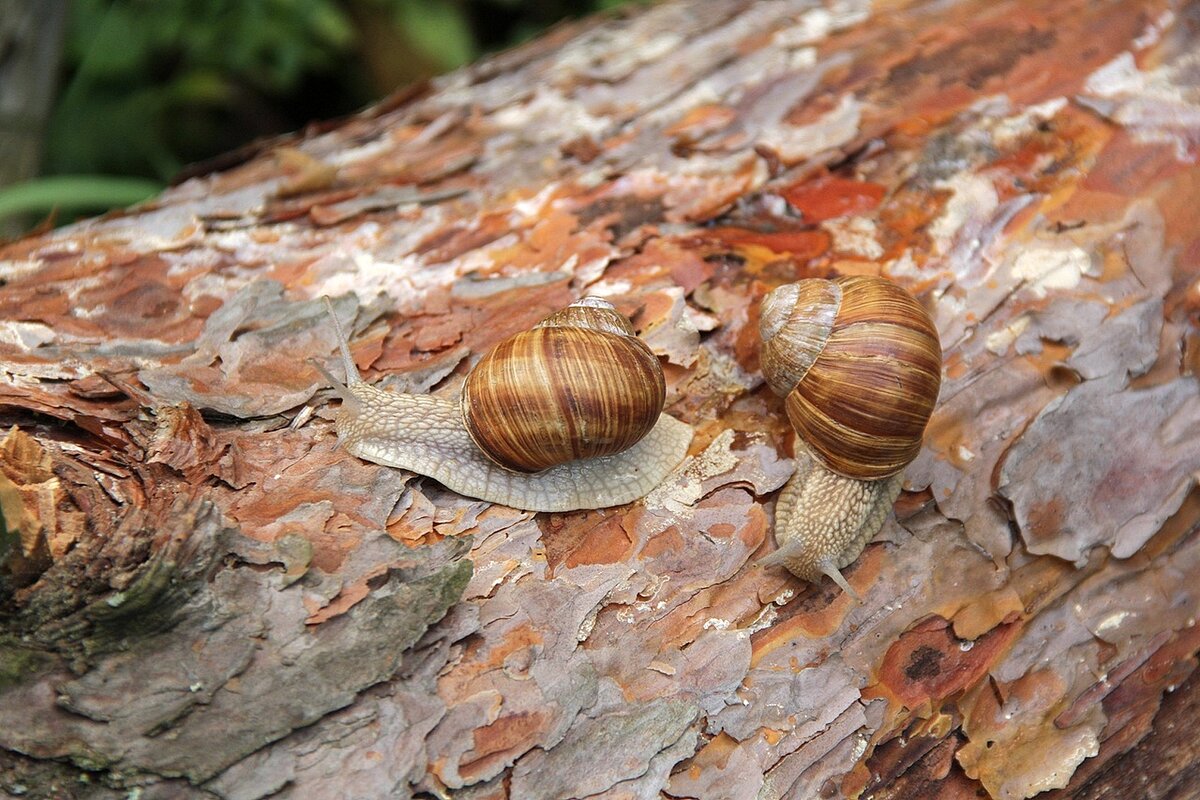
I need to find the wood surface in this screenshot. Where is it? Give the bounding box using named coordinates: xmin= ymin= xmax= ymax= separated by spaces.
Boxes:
xmin=1 ymin=1 xmax=1198 ymax=798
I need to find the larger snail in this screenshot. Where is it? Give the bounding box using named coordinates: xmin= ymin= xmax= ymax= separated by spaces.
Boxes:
xmin=756 ymin=276 xmax=942 ymax=600
xmin=314 ymin=296 xmax=693 ymax=512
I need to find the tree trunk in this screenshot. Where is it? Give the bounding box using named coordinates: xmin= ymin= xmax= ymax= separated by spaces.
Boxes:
xmin=1 ymin=1 xmax=1198 ymax=798
xmin=0 ymin=0 xmax=69 ymax=237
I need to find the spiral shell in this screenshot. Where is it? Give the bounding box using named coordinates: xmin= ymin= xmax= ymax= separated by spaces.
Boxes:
xmin=462 ymin=297 xmax=666 ymax=473
xmin=759 ymin=276 xmax=941 ymax=480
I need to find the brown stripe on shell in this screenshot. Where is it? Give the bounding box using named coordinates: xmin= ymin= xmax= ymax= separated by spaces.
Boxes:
xmin=785 ymin=326 xmax=941 ymax=479
xmin=803 ymin=323 xmax=941 ymax=428
xmin=463 ymin=326 xmax=665 ymax=473
xmin=832 ymin=276 xmax=940 ymax=339
xmin=765 ymin=275 xmax=942 ymax=480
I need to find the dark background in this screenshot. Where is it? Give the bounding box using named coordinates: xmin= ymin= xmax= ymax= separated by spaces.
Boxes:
xmin=0 ymin=0 xmax=640 ymax=231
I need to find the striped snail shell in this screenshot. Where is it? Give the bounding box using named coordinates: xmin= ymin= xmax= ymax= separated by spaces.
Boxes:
xmin=463 ymin=297 xmax=667 ymax=472
xmin=760 ymin=275 xmax=942 ymax=480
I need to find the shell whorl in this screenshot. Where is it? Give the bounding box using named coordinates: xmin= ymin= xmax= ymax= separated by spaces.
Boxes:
xmin=462 ymin=297 xmax=667 ymax=473
xmin=759 ymin=276 xmax=942 ymax=481
xmin=535 ymin=296 xmax=637 ymax=336
xmin=759 ymin=280 xmax=841 ymax=397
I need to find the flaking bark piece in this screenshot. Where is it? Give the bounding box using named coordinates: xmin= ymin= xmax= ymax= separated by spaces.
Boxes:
xmin=138 ymin=282 xmax=364 ymax=418
xmin=509 ymin=697 xmax=699 ymax=800
xmin=0 ymin=427 xmax=60 ymax=583
xmin=958 ymin=668 xmax=1104 ymax=800
xmin=999 ymin=374 xmax=1200 ymax=563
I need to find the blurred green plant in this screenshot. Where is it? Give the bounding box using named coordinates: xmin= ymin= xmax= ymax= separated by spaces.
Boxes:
xmin=0 ymin=0 xmax=633 ymax=230
xmin=48 ymin=0 xmax=374 ymax=182
xmin=0 ymin=175 xmax=162 ymax=221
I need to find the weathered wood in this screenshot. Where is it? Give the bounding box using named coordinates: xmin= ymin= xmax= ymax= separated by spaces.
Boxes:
xmin=1 ymin=1 xmax=1198 ymax=798
xmin=1057 ymin=665 xmax=1200 ymax=800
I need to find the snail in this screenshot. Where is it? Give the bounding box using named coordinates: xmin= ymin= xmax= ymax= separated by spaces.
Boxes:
xmin=756 ymin=276 xmax=942 ymax=600
xmin=313 ymin=296 xmax=693 ymax=512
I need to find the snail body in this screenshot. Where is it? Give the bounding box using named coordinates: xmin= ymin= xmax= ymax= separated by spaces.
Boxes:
xmin=758 ymin=276 xmax=941 ymax=600
xmin=317 ymin=296 xmax=692 ymax=512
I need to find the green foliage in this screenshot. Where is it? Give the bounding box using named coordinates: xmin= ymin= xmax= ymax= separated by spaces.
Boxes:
xmin=392 ymin=0 xmax=476 ymax=69
xmin=23 ymin=0 xmax=633 ymax=226
xmin=47 ymin=0 xmax=366 ymax=181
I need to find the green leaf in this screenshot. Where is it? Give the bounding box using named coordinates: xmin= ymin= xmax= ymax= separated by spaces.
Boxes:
xmin=0 ymin=176 xmax=162 ymax=222
xmin=166 ymin=70 xmax=234 ymax=106
xmin=396 ymin=0 xmax=476 ymax=71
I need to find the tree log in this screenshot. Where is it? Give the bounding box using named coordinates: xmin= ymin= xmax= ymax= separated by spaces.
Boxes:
xmin=2 ymin=1 xmax=1198 ymax=798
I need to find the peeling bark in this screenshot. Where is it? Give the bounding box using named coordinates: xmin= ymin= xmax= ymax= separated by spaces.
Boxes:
xmin=2 ymin=1 xmax=1199 ymax=798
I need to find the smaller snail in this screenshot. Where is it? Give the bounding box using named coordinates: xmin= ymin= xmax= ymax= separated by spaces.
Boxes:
xmin=314 ymin=296 xmax=692 ymax=512
xmin=757 ymin=276 xmax=942 ymax=600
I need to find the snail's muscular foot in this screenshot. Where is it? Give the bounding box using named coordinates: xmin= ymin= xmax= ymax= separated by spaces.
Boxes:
xmin=758 ymin=443 xmax=903 ymax=602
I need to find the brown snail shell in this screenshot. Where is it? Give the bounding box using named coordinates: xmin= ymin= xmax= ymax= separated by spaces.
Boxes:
xmin=760 ymin=275 xmax=942 ymax=481
xmin=462 ymin=297 xmax=666 ymax=473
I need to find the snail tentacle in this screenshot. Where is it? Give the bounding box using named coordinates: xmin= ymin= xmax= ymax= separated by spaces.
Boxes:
xmin=323 ymin=296 xmax=363 ymax=386
xmin=310 ymin=296 xmax=363 ymax=408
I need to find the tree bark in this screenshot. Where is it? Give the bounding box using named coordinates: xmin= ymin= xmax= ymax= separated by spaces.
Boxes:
xmin=1 ymin=1 xmax=1198 ymax=798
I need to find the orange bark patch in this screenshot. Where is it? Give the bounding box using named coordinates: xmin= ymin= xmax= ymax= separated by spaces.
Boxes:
xmin=1083 ymin=132 xmax=1188 ymax=198
xmin=438 ymin=623 xmax=546 ymax=699
xmin=987 ymin=108 xmax=1106 ymax=197
xmin=665 ymin=248 xmax=718 ymax=294
xmin=867 ymin=616 xmax=1019 ymax=710
xmin=700 ymin=227 xmax=831 ymax=262
xmin=664 ymin=104 xmax=738 ymax=140
xmin=415 ymin=212 xmax=512 ymax=264
xmin=540 ymin=508 xmax=638 ymax=572
xmin=1021 ymin=496 xmax=1066 ymax=545
xmin=461 ymin=710 xmax=550 ymax=781
xmin=641 ymin=526 xmax=687 ymax=562
xmin=1155 ymin=164 xmax=1200 ymax=250
xmin=750 ymin=546 xmax=888 ymax=662
xmin=305 ymin=576 xmax=376 ymax=625
xmin=780 ymin=176 xmax=886 ymax=222
xmin=563 ymin=514 xmax=636 ymax=568
xmin=876 ymin=186 xmax=950 ymax=260
xmin=470 ymin=711 xmax=548 ymax=758
xmin=412 ymin=314 xmax=465 ymax=352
